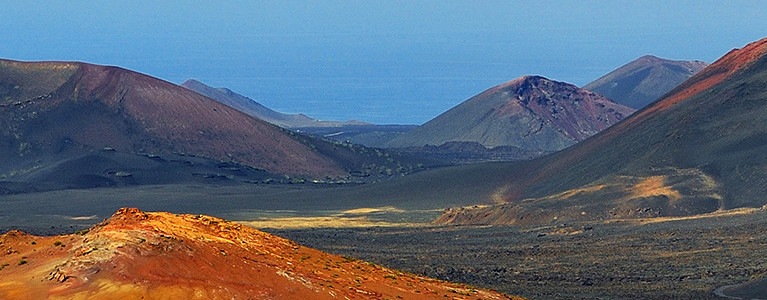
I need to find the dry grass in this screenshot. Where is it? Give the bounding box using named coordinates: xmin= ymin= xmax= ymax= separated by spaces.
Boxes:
xmin=341 ymin=206 xmax=404 ymax=215
xmin=607 ymin=206 xmax=765 ymax=226
xmin=239 ymin=216 xmax=409 ymax=229
xmin=628 ymin=176 xmax=681 ymax=201
xmin=239 ymin=206 xmax=440 ymax=229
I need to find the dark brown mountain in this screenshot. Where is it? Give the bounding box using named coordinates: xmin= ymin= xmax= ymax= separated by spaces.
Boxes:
xmin=0 ymin=59 xmax=422 ymax=192
xmin=385 ymin=76 xmax=635 ymax=152
xmin=435 ymin=37 xmax=767 ymax=226
xmin=181 ymin=79 xmax=368 ymax=128
xmin=0 ymin=208 xmax=515 ymax=300
xmin=583 ymin=55 xmax=708 ymax=109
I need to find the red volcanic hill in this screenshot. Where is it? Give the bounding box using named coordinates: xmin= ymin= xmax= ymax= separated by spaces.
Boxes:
xmin=0 ymin=60 xmax=426 ymax=192
xmin=0 ymin=59 xmax=344 ymax=176
xmin=0 ymin=208 xmax=515 ymax=300
xmin=385 ymin=76 xmax=635 ymax=151
xmin=583 ymin=55 xmax=708 ymax=109
xmin=435 ymin=37 xmax=767 ymax=226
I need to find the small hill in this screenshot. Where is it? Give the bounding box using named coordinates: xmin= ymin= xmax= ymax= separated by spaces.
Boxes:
xmin=0 ymin=59 xmax=425 ymax=192
xmin=386 ymin=76 xmax=635 ymax=151
xmin=0 ymin=59 xmax=345 ymax=177
xmin=181 ymin=79 xmax=368 ymax=128
xmin=0 ymin=208 xmax=515 ymax=299
xmin=435 ymin=37 xmax=767 ymax=226
xmin=583 ymin=55 xmax=708 ymax=109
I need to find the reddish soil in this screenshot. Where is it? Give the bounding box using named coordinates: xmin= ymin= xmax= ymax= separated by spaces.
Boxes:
xmin=629 ymin=38 xmax=767 ymax=123
xmin=0 ymin=208 xmax=517 ymax=300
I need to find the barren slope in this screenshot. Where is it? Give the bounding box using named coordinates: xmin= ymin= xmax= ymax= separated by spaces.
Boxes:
xmin=0 ymin=59 xmax=348 ymax=177
xmin=0 ymin=208 xmax=515 ymax=300
xmin=0 ymin=60 xmax=430 ymax=191
xmin=583 ymin=55 xmax=708 ymax=109
xmin=386 ymin=76 xmax=635 ymax=151
xmin=436 ymin=37 xmax=767 ymax=226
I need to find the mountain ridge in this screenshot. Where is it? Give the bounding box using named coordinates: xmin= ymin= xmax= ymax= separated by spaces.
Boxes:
xmin=181 ymin=79 xmax=369 ymax=128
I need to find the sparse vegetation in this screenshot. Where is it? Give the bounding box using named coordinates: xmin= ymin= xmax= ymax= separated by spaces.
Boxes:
xmin=271 ymin=208 xmax=767 ymax=299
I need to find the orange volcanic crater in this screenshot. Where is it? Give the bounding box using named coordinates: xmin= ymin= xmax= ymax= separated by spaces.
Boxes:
xmin=0 ymin=208 xmax=516 ymax=300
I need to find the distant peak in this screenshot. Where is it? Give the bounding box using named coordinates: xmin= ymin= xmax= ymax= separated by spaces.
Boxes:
xmin=181 ymin=79 xmax=202 ymax=86
xmin=637 ymin=54 xmax=662 ymax=61
xmin=514 ymin=75 xmax=549 ymax=83
xmin=493 ymin=75 xmax=552 ymax=91
xmin=481 ymin=75 xmax=594 ymax=98
xmin=629 ymin=55 xmax=708 ymax=67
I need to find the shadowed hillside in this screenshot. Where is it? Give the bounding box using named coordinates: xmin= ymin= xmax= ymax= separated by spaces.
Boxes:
xmin=584 ymin=55 xmax=708 ymax=109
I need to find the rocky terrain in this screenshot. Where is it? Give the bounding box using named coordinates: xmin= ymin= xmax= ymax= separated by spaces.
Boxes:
xmin=385 ymin=76 xmax=635 ymax=152
xmin=584 ymin=55 xmax=708 ymax=109
xmin=272 ymin=207 xmax=767 ymax=299
xmin=0 ymin=208 xmax=515 ymax=300
xmin=436 ymin=37 xmax=767 ymax=226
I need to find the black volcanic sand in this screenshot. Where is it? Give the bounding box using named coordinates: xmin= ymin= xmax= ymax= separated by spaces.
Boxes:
xmin=0 ymin=182 xmax=456 ymax=235
xmin=3 ymin=183 xmax=767 ymax=298
xmin=269 ymin=210 xmax=767 ymax=299
xmin=0 ymin=161 xmax=521 ymax=234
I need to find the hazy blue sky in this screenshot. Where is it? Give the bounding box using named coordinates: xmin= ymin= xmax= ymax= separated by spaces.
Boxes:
xmin=2 ymin=1 xmax=766 ymax=124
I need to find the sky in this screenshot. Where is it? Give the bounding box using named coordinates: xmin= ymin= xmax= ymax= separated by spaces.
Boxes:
xmin=2 ymin=1 xmax=767 ymax=124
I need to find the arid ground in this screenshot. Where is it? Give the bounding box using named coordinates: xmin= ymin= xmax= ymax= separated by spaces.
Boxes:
xmin=268 ymin=207 xmax=767 ymax=299
xmin=2 ymin=185 xmax=767 ymax=298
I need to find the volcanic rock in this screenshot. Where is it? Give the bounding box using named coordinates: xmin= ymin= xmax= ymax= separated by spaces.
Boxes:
xmin=0 ymin=208 xmax=515 ymax=299
xmin=435 ymin=37 xmax=767 ymax=226
xmin=386 ymin=76 xmax=635 ymax=152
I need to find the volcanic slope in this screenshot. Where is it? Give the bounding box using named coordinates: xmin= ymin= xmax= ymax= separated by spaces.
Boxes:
xmin=584 ymin=55 xmax=708 ymax=109
xmin=0 ymin=208 xmax=514 ymax=300
xmin=436 ymin=37 xmax=767 ymax=226
xmin=385 ymin=76 xmax=635 ymax=151
xmin=181 ymin=79 xmax=367 ymax=128
xmin=0 ymin=59 xmax=421 ymax=192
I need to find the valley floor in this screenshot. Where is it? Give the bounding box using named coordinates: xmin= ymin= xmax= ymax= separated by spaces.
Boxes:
xmin=2 ymin=184 xmax=766 ymax=298
xmin=268 ymin=209 xmax=767 ymax=299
